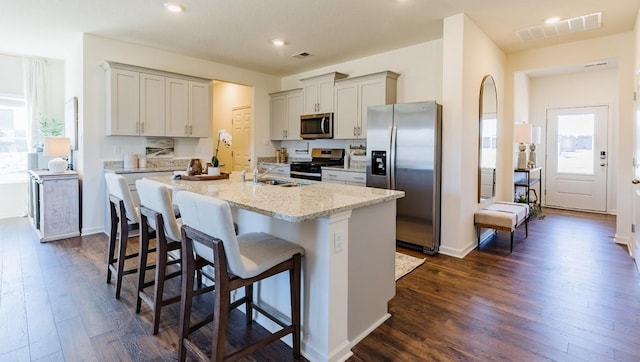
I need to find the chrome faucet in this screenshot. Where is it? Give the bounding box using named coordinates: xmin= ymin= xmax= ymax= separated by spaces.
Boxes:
xmin=253 ymin=162 xmax=285 ymax=182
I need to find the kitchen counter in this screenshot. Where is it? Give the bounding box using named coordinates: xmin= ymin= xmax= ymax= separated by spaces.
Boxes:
xmin=148 ymin=173 xmax=403 ymax=362
xmin=147 ymin=174 xmax=400 ymax=222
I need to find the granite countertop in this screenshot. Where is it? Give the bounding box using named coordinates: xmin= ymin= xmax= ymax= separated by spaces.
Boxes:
xmin=147 ymin=174 xmax=403 ymax=222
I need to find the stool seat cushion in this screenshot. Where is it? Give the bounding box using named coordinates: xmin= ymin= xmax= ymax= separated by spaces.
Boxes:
xmin=474 ymin=202 xmax=529 ymax=230
xmin=175 ymin=191 xmax=304 ymax=280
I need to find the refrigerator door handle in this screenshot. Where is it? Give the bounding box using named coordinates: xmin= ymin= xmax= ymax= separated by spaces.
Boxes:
xmin=390 ymin=125 xmax=397 ymax=189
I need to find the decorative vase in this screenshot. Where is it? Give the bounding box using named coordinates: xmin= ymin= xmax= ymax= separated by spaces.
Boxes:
xmin=187 ymin=158 xmax=203 ymax=176
xmin=208 ymin=167 xmax=220 ymax=176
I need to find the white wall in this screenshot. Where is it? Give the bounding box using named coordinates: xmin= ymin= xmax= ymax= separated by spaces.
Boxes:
xmin=79 ymin=34 xmax=280 ymax=234
xmin=281 ymin=41 xmax=444 ymax=104
xmin=505 ymin=32 xmax=634 ymax=248
xmin=529 ymin=67 xmax=619 ymax=214
xmin=439 ymin=14 xmax=506 ymax=257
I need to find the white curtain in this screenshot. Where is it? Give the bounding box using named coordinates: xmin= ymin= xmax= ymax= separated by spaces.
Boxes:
xmin=22 ymin=57 xmax=47 ymax=150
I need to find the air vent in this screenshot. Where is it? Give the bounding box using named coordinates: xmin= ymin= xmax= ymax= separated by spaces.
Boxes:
xmin=516 ymin=12 xmax=602 ymax=42
xmin=292 ymin=52 xmax=313 ymax=59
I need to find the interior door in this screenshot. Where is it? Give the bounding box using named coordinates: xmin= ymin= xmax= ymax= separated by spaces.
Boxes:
xmin=546 ymin=106 xmax=608 ymax=212
xmin=232 ymin=106 xmax=252 ymax=172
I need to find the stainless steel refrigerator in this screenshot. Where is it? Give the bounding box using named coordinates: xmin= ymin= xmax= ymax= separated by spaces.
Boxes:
xmin=366 ymin=101 xmax=442 ymax=255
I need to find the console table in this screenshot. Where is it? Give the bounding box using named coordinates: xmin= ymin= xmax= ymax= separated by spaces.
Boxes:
xmin=28 ymin=170 xmax=80 ymax=242
xmin=514 ymin=167 xmax=542 ymax=206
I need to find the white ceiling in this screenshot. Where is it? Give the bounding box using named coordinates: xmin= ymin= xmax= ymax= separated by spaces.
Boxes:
xmin=1 ymin=0 xmax=638 ymax=76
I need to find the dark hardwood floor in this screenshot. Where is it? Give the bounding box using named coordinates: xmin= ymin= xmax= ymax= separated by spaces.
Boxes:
xmin=0 ymin=208 xmax=638 ymax=361
xmin=352 ymin=208 xmax=640 ymax=361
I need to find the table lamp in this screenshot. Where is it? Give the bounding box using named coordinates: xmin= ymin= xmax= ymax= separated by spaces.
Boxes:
xmin=529 ymin=126 xmax=541 ymax=167
xmin=44 ymin=136 xmax=70 ymax=173
xmin=514 ymin=123 xmax=532 ymax=170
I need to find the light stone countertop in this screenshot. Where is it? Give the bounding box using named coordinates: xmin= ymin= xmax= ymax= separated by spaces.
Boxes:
xmin=146 ymin=174 xmax=404 ymax=222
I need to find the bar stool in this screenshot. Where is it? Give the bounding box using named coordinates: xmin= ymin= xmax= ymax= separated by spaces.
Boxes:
xmin=175 ymin=191 xmax=304 ymax=361
xmin=105 ymin=173 xmax=144 ymax=299
xmin=135 ymin=178 xmax=183 ymax=335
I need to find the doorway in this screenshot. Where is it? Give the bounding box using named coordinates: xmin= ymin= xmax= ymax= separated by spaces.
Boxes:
xmin=545 ymin=106 xmax=608 ymax=212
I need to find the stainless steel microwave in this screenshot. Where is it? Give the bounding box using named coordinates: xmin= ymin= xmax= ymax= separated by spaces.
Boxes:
xmin=300 ymin=113 xmax=333 ymax=139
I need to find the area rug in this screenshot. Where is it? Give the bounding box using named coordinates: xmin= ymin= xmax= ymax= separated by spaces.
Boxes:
xmin=395 ymin=252 xmax=425 ymax=281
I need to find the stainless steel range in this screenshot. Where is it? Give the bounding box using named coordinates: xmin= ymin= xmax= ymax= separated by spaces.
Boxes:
xmin=290 ymin=148 xmax=345 ymax=181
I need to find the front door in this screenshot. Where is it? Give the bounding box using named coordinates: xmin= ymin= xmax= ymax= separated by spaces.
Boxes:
xmin=232 ymin=106 xmax=252 ymax=172
xmin=545 ymin=106 xmax=608 ymax=212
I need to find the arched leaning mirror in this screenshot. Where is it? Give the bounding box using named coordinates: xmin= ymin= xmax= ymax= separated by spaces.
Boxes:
xmin=478 ymin=75 xmax=498 ymax=203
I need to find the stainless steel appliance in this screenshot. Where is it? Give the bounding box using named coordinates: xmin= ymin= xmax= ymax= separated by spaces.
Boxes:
xmin=290 ymin=148 xmax=345 ymax=181
xmin=300 ymin=113 xmax=333 ymax=139
xmin=366 ymin=101 xmax=442 ymax=255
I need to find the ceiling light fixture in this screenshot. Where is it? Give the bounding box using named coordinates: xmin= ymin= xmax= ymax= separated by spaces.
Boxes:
xmin=545 ymin=16 xmax=561 ymax=24
xmin=165 ymin=3 xmax=184 ymax=13
xmin=272 ymin=39 xmax=286 ymax=47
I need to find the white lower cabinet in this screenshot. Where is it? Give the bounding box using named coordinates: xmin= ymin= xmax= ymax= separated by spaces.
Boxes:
xmin=322 ymin=169 xmax=366 ymax=186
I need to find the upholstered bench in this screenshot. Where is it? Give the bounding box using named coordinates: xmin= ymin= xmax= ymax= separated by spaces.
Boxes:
xmin=474 ymin=202 xmax=530 ymax=252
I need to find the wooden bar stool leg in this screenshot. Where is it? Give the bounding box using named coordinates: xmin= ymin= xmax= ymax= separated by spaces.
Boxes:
xmin=106 ymin=202 xmax=118 ymax=285
xmin=114 ymin=214 xmax=129 ymax=299
xmin=291 ymin=253 xmax=302 ymax=358
xmin=245 ymin=284 xmax=253 ymax=325
xmin=152 ymin=232 xmax=168 ymax=335
xmin=136 ymin=218 xmax=151 ymax=314
xmin=212 ymin=274 xmax=231 ymax=362
xmin=178 ymin=231 xmax=195 ymax=362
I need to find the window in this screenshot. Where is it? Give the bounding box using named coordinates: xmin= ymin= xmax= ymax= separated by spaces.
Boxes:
xmin=0 ymin=96 xmax=28 ymax=176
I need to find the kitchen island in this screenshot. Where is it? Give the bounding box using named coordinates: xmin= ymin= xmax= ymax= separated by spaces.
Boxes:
xmin=147 ymin=174 xmax=404 ymax=362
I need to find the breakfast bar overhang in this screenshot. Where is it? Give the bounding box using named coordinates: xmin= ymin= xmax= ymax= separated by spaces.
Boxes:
xmin=149 ymin=175 xmax=404 ymax=362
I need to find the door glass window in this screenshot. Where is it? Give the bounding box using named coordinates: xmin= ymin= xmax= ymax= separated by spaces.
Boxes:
xmin=556 ymin=114 xmax=594 ymax=174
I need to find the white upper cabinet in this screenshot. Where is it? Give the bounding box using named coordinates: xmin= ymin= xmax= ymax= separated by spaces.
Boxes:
xmin=106 ymin=68 xmax=140 ymax=136
xmin=164 ymin=77 xmax=189 ymax=137
xmin=139 ymin=73 xmax=166 ymax=136
xmin=165 ymin=79 xmax=211 ymax=137
xmin=334 ymin=71 xmax=399 ymax=139
xmin=300 ymin=72 xmax=347 ymax=114
xmin=188 ymin=81 xmax=211 ymax=138
xmin=105 ymin=61 xmax=211 ymax=138
xmin=270 ymin=89 xmax=303 ymax=140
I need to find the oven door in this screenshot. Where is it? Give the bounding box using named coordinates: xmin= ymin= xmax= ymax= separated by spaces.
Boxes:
xmin=300 ymin=113 xmax=333 ymax=139
xmin=290 ymin=163 xmax=322 ymax=181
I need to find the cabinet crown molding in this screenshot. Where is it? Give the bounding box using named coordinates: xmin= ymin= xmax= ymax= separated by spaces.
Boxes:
xmin=102 ymin=61 xmax=211 ymax=83
xmin=335 ymin=70 xmax=401 ymax=84
xmin=299 ymin=72 xmax=348 ymax=82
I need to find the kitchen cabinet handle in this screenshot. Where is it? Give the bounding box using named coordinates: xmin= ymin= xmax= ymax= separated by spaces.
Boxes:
xmin=141 ymin=122 xmax=144 ymax=134
xmin=353 ymin=126 xmax=357 ymax=136
xmin=353 ymin=176 xmax=364 ymax=180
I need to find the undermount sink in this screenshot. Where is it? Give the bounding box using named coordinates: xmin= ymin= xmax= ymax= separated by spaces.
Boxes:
xmin=259 ymin=178 xmax=290 ymax=185
xmin=257 ymin=178 xmax=308 ymax=187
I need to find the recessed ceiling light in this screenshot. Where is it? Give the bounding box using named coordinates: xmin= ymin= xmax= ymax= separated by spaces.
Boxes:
xmin=272 ymin=39 xmax=286 ymax=47
xmin=165 ymin=3 xmax=184 ymax=13
xmin=545 ymin=16 xmax=561 ymax=24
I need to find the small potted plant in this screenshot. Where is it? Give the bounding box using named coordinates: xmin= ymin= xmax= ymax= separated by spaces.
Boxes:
xmin=210 ymin=129 xmax=232 ymax=175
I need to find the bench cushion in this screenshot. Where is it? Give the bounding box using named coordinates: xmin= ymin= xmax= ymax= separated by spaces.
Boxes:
xmin=474 ymin=202 xmax=529 ymax=231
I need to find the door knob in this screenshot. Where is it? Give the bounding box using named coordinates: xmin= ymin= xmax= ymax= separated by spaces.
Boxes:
xmin=600 ymin=163 xmax=606 ymax=166
xmin=633 ymin=179 xmax=640 ymax=184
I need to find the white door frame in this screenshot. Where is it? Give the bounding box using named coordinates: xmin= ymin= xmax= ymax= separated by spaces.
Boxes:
xmin=544 ymin=105 xmax=609 ymax=212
